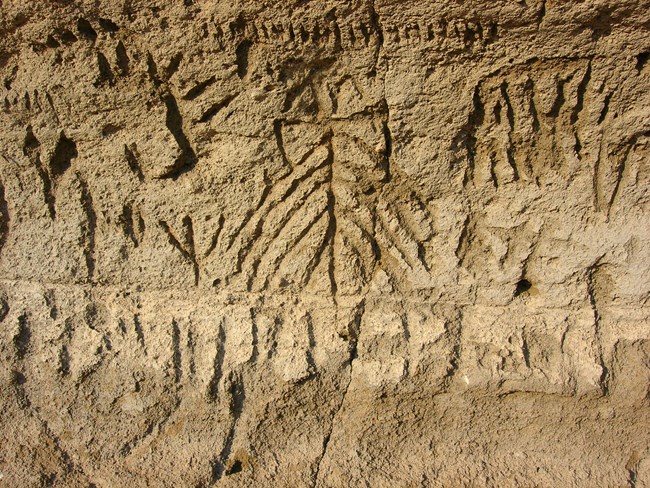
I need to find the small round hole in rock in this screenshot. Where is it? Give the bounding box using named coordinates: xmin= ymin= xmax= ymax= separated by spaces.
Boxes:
xmin=98 ymin=18 xmax=120 ymax=33
xmin=101 ymin=124 xmax=121 ymax=137
xmin=225 ymin=459 xmax=242 ymax=476
xmin=45 ymin=35 xmax=60 ymax=48
xmin=514 ymin=279 xmax=532 ymax=297
xmin=77 ymin=18 xmax=98 ymax=41
xmin=60 ymin=30 xmax=78 ymax=44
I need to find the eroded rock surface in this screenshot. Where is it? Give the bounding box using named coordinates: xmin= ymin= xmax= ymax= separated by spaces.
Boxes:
xmin=1 ymin=0 xmax=649 ymax=486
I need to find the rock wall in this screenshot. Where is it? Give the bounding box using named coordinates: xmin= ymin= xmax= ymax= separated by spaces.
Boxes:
xmin=1 ymin=0 xmax=649 ymax=486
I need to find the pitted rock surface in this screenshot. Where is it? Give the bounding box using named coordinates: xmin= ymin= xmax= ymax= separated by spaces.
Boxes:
xmin=1 ymin=1 xmax=649 ymax=486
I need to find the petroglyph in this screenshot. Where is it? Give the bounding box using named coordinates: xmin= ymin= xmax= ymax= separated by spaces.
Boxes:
xmin=1 ymin=0 xmax=649 ymax=486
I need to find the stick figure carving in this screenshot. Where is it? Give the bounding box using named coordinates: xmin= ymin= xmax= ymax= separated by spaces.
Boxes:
xmin=214 ymin=66 xmax=435 ymax=297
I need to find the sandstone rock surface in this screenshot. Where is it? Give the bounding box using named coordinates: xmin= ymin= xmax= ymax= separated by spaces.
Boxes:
xmin=1 ymin=0 xmax=650 ymax=486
